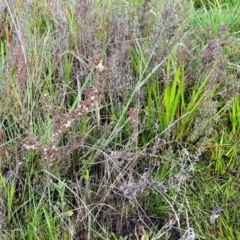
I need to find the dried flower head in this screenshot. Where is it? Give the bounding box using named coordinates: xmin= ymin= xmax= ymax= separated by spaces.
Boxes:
xmin=95 ymin=60 xmax=105 ymax=72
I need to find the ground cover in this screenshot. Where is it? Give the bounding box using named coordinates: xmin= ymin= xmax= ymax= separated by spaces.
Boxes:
xmin=0 ymin=0 xmax=240 ymax=239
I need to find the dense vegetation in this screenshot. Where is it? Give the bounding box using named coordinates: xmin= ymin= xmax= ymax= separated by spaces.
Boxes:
xmin=0 ymin=0 xmax=240 ymax=239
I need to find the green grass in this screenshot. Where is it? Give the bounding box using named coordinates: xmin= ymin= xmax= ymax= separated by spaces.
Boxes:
xmin=0 ymin=0 xmax=240 ymax=239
